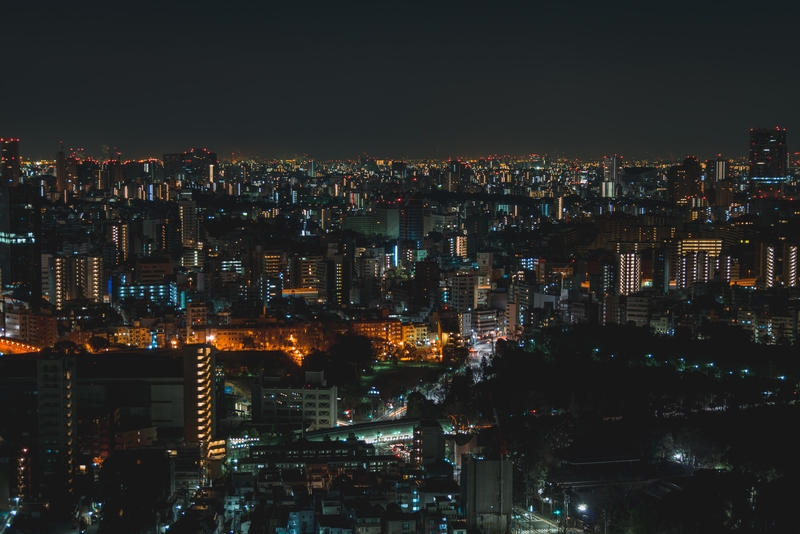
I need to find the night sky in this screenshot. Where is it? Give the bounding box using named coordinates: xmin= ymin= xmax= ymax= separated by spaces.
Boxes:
xmin=5 ymin=1 xmax=800 ymax=161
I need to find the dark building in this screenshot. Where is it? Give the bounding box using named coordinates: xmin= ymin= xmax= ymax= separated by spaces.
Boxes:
xmin=399 ymin=199 xmax=425 ymax=241
xmin=1 ymin=138 xmax=20 ymax=187
xmin=461 ymin=456 xmax=513 ymax=533
xmin=0 ymin=185 xmax=42 ymax=308
xmin=56 ymin=147 xmax=66 ymax=191
xmin=163 ymin=148 xmax=217 ymax=183
xmin=667 ymin=156 xmax=703 ymax=204
xmin=37 ymin=355 xmax=78 ymax=494
xmin=413 ymin=261 xmax=441 ymax=308
xmin=749 ymin=127 xmax=788 ymax=179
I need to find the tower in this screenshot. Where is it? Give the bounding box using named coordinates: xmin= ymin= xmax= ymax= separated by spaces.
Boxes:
xmin=183 ymin=344 xmax=216 ymax=443
xmin=749 ymin=127 xmax=787 ymax=179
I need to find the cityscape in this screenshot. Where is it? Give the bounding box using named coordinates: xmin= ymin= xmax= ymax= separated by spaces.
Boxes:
xmin=3 ymin=2 xmax=800 ymax=533
xmin=0 ymin=128 xmax=798 ymax=534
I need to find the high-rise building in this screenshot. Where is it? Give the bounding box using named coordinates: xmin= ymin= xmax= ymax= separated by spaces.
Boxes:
xmin=105 ymin=221 xmax=130 ymax=265
xmin=749 ymin=127 xmax=787 ymax=179
xmin=56 ymin=147 xmax=66 ymax=192
xmin=183 ymin=344 xmax=216 ymax=443
xmin=667 ymin=156 xmax=703 ymax=204
xmin=448 ymin=272 xmax=479 ymax=313
xmin=461 ymin=456 xmax=513 ymax=533
xmin=705 ymin=155 xmax=730 ymax=183
xmin=602 ymin=154 xmax=622 ymax=198
xmin=784 ymin=244 xmax=798 ymax=288
xmin=179 ymin=200 xmax=199 ymax=248
xmin=37 ymin=355 xmax=77 ymax=491
xmin=1 ymin=138 xmax=21 ymax=186
xmin=399 ymin=199 xmax=425 ymax=241
xmin=0 ymin=185 xmax=42 ymax=308
xmin=617 ymin=252 xmax=641 ymax=296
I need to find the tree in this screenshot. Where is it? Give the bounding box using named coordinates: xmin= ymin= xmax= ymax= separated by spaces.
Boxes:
xmin=88 ymin=336 xmax=110 ymax=353
xmin=442 ymin=344 xmax=468 ymax=368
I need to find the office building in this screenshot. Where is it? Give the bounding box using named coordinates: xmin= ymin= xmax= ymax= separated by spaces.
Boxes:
xmin=1 ymin=138 xmax=20 ymax=186
xmin=749 ymin=127 xmax=787 ymax=179
xmin=667 ymin=156 xmax=703 ymax=204
xmin=0 ymin=185 xmax=42 ymax=308
xmin=399 ymin=199 xmax=425 ymax=241
xmin=705 ymin=155 xmax=730 ymax=183
xmin=447 ymin=272 xmax=478 ymax=313
xmin=251 ymin=371 xmax=337 ymax=430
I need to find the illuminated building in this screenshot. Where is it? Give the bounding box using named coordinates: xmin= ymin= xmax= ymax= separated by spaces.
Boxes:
xmin=251 ymin=371 xmax=337 ymax=430
xmin=1 ymin=138 xmax=20 ymax=186
xmin=784 ymin=244 xmax=798 ymax=287
xmin=115 ymin=282 xmax=177 ymax=306
xmin=676 ymin=251 xmax=716 ymax=289
xmin=186 ymin=301 xmax=209 ymax=343
xmin=705 ymin=155 xmax=730 ymax=183
xmin=762 ymin=244 xmax=776 ymax=288
xmin=183 ymin=344 xmax=216 ymax=443
xmin=261 ymin=250 xmax=282 ymax=278
xmin=0 ymin=185 xmax=42 ymax=308
xmin=602 ymin=154 xmax=621 ymax=198
xmin=4 ymin=305 xmax=58 ymax=347
xmin=617 ymin=252 xmax=641 ymax=296
xmin=48 ymin=254 xmax=104 ymax=309
xmin=318 ymin=255 xmax=351 ymax=306
xmin=350 ymin=318 xmax=404 ymax=347
xmin=749 ymin=127 xmax=787 ymax=179
xmin=447 ymin=272 xmax=478 ymax=313
xmin=37 ymin=355 xmax=77 ymax=491
xmin=105 ymin=221 xmax=130 ymax=265
xmin=411 ymin=420 xmax=444 ymax=467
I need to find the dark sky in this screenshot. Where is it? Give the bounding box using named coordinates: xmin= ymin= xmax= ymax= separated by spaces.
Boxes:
xmin=5 ymin=1 xmax=800 ymax=161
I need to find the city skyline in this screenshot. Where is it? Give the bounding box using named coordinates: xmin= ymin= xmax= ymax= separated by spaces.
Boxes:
xmin=4 ymin=2 xmax=800 ymax=161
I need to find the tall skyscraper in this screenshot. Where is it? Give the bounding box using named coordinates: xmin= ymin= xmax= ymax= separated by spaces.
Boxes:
xmin=56 ymin=147 xmax=67 ymax=192
xmin=1 ymin=138 xmax=21 ymax=186
xmin=37 ymin=355 xmax=77 ymax=492
xmin=0 ymin=185 xmax=42 ymax=308
xmin=183 ymin=344 xmax=216 ymax=443
xmin=399 ymin=199 xmax=425 ymax=241
xmin=749 ymin=127 xmax=787 ymax=179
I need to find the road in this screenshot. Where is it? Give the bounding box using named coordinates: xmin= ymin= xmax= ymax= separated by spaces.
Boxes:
xmin=511 ymin=507 xmax=562 ymax=534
